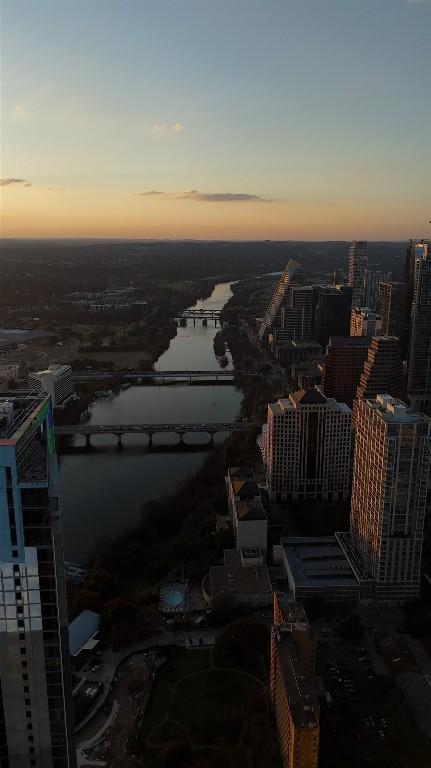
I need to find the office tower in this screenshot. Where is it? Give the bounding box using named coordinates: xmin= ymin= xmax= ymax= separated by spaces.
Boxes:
xmin=379 ymin=282 xmax=406 ymax=340
xmin=347 ymin=240 xmax=368 ymax=307
xmin=321 ymin=336 xmax=369 ymax=407
xmin=261 ymin=388 xmax=352 ymax=501
xmin=353 ymin=336 xmax=405 ymax=426
xmin=270 ymin=593 xmax=319 ymax=768
xmin=407 ymin=241 xmax=431 ymax=414
xmin=258 ymin=259 xmax=300 ymax=342
xmin=279 ymin=285 xmax=320 ymax=342
xmin=405 ymin=239 xmax=429 ymax=320
xmin=28 ymin=365 xmax=74 ymax=408
xmin=350 ymin=307 xmax=382 ymax=337
xmin=313 ymin=285 xmax=352 ymax=347
xmin=350 ymin=395 xmax=431 ymax=603
xmin=0 ymin=393 xmax=76 ymax=767
xmin=363 ymin=269 xmax=392 ymax=311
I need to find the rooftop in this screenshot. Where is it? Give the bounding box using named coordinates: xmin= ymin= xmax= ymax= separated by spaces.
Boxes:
xmin=0 ymin=392 xmax=50 ymax=443
xmin=273 ymin=629 xmax=319 ymax=728
xmin=231 ymin=478 xmax=260 ymax=498
xmin=68 ymin=610 xmax=101 ymax=657
xmin=327 ymin=336 xmax=370 ymax=348
xmin=269 ymin=389 xmax=351 ymax=416
xmin=370 ymin=394 xmax=431 ymax=424
xmin=210 ymin=549 xmax=273 ymax=601
xmin=281 ymin=536 xmax=359 ymax=589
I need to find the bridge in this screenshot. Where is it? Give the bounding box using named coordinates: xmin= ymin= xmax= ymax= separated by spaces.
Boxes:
xmin=55 ymin=421 xmax=250 ymax=448
xmin=71 ymin=369 xmax=258 ymax=383
xmin=174 ymin=308 xmax=222 ymax=325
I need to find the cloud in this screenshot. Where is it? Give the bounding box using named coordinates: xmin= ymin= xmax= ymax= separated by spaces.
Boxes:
xmin=0 ymin=177 xmax=32 ymax=187
xmin=151 ymin=121 xmax=184 ymax=134
xmin=136 ymin=190 xmax=165 ymax=196
xmin=177 ymin=190 xmax=268 ymax=203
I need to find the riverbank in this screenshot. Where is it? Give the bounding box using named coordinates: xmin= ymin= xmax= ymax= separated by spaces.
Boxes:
xmin=66 ymin=276 xmax=281 ymax=645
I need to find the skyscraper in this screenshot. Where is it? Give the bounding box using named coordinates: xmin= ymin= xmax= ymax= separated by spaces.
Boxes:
xmin=321 ymin=336 xmax=370 ymax=407
xmin=407 ymin=241 xmax=431 ymax=415
xmin=353 ymin=336 xmax=405 ymax=426
xmin=379 ymin=282 xmax=406 ymax=341
xmin=261 ymin=388 xmax=352 ymax=501
xmin=363 ymin=269 xmax=392 ymax=311
xmin=258 ymin=259 xmax=300 ymax=342
xmin=313 ymin=285 xmax=353 ymax=347
xmin=0 ymin=392 xmax=76 ymax=767
xmin=279 ymin=285 xmax=320 ymax=342
xmin=347 ymin=240 xmax=368 ymax=307
xmin=350 ymin=395 xmax=431 ymax=603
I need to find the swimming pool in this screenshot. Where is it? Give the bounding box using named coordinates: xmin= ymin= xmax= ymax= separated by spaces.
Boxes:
xmin=164 ymin=590 xmax=183 ymax=608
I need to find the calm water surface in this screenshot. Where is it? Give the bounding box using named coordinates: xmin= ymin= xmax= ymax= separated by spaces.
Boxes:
xmin=59 ymin=282 xmax=241 ymax=563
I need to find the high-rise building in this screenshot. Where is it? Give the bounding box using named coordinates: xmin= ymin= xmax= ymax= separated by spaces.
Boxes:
xmin=350 ymin=306 xmax=382 ymax=338
xmin=353 ymin=336 xmax=405 ymax=426
xmin=407 ymin=241 xmax=431 ymax=414
xmin=258 ymin=259 xmax=300 ymax=342
xmin=270 ymin=593 xmax=319 ymax=768
xmin=28 ymin=365 xmax=74 ymax=409
xmin=347 ymin=240 xmax=368 ymax=307
xmin=363 ymin=269 xmax=392 ymax=311
xmin=0 ymin=392 xmax=76 ymax=767
xmin=261 ymin=388 xmax=352 ymax=501
xmin=350 ymin=395 xmax=431 ymax=603
xmin=279 ymin=285 xmax=320 ymax=342
xmin=379 ymin=282 xmax=406 ymax=341
xmin=321 ymin=336 xmax=370 ymax=407
xmin=313 ymin=285 xmax=352 ymax=347
xmin=405 ymin=239 xmax=429 ymax=321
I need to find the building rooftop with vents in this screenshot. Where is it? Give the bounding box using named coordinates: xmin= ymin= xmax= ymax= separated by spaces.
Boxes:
xmin=206 ymin=549 xmax=273 ymax=607
xmin=281 ymin=536 xmax=360 ymax=603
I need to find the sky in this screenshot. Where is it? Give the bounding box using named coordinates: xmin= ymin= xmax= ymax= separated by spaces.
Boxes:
xmin=1 ymin=0 xmax=430 ymax=240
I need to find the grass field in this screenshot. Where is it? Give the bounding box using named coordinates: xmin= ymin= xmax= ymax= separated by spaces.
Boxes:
xmin=135 ymin=646 xmax=281 ymax=768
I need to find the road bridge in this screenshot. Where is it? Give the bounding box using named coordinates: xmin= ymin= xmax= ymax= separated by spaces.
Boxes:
xmin=71 ymin=369 xmax=258 ymax=383
xmin=55 ymin=421 xmax=250 ymax=448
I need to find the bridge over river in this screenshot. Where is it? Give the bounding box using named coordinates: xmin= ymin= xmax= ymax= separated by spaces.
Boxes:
xmin=55 ymin=420 xmax=252 ymax=448
xmin=71 ymin=369 xmax=259 ymax=383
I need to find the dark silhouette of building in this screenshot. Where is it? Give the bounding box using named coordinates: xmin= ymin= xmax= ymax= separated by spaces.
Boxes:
xmin=407 ymin=241 xmax=431 ymax=414
xmin=379 ymin=282 xmax=406 ymax=342
xmin=258 ymin=259 xmax=300 ymax=342
xmin=313 ymin=285 xmax=352 ymax=347
xmin=347 ymin=240 xmax=368 ymax=307
xmin=321 ymin=336 xmax=369 ymax=407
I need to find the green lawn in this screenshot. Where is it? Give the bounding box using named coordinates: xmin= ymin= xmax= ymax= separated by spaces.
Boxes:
xmin=136 ymin=647 xmax=281 ymax=768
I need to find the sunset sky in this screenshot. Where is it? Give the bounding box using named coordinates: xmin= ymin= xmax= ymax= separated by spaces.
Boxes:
xmin=1 ymin=0 xmax=430 ymax=240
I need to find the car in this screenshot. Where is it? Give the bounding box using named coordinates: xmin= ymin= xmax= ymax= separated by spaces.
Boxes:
xmin=91 ymin=664 xmax=102 ymax=672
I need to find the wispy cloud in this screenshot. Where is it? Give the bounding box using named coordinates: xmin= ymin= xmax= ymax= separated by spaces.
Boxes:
xmin=136 ymin=189 xmax=165 ymax=196
xmin=151 ymin=121 xmax=184 ymax=134
xmin=0 ymin=177 xmax=32 ymax=187
xmin=177 ymin=190 xmax=269 ymax=203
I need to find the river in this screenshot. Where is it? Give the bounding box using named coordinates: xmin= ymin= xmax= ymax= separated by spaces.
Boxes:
xmin=59 ymin=281 xmax=242 ymax=564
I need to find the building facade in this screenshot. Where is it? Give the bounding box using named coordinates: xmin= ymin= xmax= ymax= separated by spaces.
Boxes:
xmin=0 ymin=393 xmax=76 ymax=767
xmin=407 ymin=241 xmax=431 ymax=414
xmin=350 ymin=395 xmax=431 ymax=603
xmin=258 ymin=259 xmax=300 ymax=342
xmin=379 ymin=282 xmax=406 ymax=341
xmin=313 ymin=285 xmax=352 ymax=347
xmin=347 ymin=240 xmax=368 ymax=307
xmin=350 ymin=307 xmax=382 ymax=338
xmin=28 ymin=365 xmax=74 ymax=409
xmin=262 ymin=388 xmax=352 ymax=501
xmin=321 ymin=337 xmax=369 ymax=407
xmin=353 ymin=336 xmax=405 ymax=426
xmin=363 ymin=269 xmax=392 ymax=311
xmin=270 ymin=594 xmax=319 ymax=768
